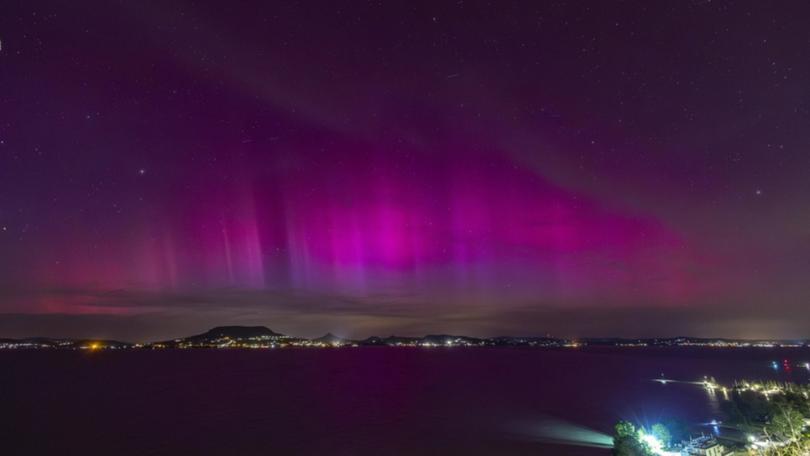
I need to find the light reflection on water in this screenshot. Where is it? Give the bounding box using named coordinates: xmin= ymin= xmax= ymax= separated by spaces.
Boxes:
xmin=508 ymin=417 xmax=614 ymax=449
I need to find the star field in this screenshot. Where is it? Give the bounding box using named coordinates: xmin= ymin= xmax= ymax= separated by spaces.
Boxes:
xmin=1 ymin=1 xmax=810 ymax=341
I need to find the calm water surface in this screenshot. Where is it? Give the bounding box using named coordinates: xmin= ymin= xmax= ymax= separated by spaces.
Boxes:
xmin=2 ymin=347 xmax=809 ymax=455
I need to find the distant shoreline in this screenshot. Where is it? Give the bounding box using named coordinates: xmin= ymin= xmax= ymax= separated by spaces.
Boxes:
xmin=2 ymin=326 xmax=808 ymax=351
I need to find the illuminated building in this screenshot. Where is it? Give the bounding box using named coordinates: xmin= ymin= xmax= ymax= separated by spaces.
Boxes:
xmin=679 ymin=437 xmax=731 ymax=456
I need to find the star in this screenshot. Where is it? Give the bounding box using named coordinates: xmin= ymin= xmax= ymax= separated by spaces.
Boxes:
xmin=138 ymin=168 xmax=146 ymax=176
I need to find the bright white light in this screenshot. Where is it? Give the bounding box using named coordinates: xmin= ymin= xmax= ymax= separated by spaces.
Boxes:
xmin=639 ymin=432 xmax=680 ymax=456
xmin=640 ymin=433 xmax=663 ymax=452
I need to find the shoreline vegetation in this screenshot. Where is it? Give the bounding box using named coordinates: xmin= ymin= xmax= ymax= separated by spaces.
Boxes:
xmin=616 ymin=378 xmax=810 ymax=455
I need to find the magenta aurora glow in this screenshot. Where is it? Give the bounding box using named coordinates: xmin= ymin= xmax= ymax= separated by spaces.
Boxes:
xmin=2 ymin=1 xmax=809 ymax=341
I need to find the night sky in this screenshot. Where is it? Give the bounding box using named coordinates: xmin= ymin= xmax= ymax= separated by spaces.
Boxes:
xmin=2 ymin=1 xmax=810 ymax=342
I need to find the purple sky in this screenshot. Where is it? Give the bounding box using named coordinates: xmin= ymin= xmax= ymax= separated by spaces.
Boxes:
xmin=2 ymin=1 xmax=810 ymax=341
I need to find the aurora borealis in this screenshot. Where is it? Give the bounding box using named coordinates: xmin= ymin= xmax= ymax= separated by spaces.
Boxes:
xmin=2 ymin=1 xmax=810 ymax=341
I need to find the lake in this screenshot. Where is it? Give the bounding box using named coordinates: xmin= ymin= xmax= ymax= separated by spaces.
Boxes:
xmin=2 ymin=347 xmax=809 ymax=455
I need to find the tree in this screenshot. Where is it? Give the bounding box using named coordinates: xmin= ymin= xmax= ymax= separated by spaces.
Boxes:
xmin=613 ymin=438 xmax=654 ymax=456
xmin=766 ymin=405 xmax=805 ymax=441
xmin=612 ymin=421 xmax=655 ymax=456
xmin=615 ymin=421 xmax=637 ymax=439
xmin=650 ymin=423 xmax=671 ymax=448
xmin=773 ymin=391 xmax=810 ymax=418
xmin=660 ymin=418 xmax=689 ymax=443
xmin=754 ymin=440 xmax=810 ymax=456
